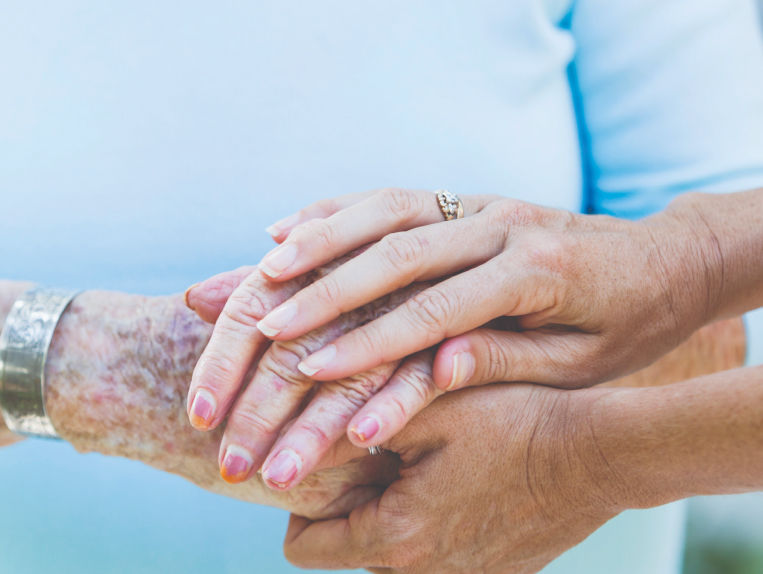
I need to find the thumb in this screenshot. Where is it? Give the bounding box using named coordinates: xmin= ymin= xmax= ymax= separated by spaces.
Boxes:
xmin=183 ymin=266 xmax=257 ymax=323
xmin=432 ymin=327 xmax=599 ymax=390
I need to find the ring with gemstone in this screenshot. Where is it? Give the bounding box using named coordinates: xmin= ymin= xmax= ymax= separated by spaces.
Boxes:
xmin=435 ymin=190 xmax=464 ymax=221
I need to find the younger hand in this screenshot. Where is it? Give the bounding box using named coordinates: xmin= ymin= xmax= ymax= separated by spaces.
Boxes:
xmin=249 ymin=189 xmax=714 ymax=388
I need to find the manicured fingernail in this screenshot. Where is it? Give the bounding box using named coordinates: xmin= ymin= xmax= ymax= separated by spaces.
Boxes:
xmin=183 ymin=283 xmax=200 ymax=310
xmin=350 ymin=415 xmax=381 ymax=443
xmin=447 ymin=352 xmax=475 ymax=390
xmin=265 ymin=213 xmax=301 ymax=237
xmin=259 ymin=243 xmax=298 ymax=278
xmin=262 ymin=448 xmax=302 ymax=489
xmin=220 ymin=445 xmax=254 ymax=483
xmin=257 ymin=302 xmax=297 ymax=337
xmin=189 ymin=389 xmax=216 ymax=429
xmin=298 ymin=345 xmax=337 ymax=377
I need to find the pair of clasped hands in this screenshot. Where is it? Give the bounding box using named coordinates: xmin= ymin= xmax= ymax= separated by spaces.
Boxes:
xmin=180 ymin=187 xmax=747 ymax=571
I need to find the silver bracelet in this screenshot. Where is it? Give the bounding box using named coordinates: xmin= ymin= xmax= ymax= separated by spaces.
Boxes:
xmin=0 ymin=287 xmax=80 ymax=439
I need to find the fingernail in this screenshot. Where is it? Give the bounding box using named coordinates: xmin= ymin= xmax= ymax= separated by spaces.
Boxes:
xmin=297 ymin=345 xmax=337 ymax=377
xmin=259 ymin=243 xmax=298 ymax=278
xmin=262 ymin=448 xmax=302 ymax=489
xmin=183 ymin=283 xmax=200 ymax=310
xmin=257 ymin=302 xmax=297 ymax=338
xmin=447 ymin=352 xmax=475 ymax=390
xmin=220 ymin=445 xmax=254 ymax=483
xmin=189 ymin=389 xmax=216 ymax=429
xmin=350 ymin=415 xmax=381 ymax=443
xmin=265 ymin=213 xmax=301 ymax=237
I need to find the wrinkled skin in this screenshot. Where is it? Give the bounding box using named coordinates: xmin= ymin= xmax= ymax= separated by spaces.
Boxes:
xmin=0 ymin=281 xmax=399 ymax=520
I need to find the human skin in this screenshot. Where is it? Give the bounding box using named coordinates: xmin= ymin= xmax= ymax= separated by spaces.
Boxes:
xmin=186 ymin=267 xmax=747 ymax=493
xmin=254 ymin=188 xmax=763 ymax=384
xmin=0 ymin=280 xmax=399 ymax=520
xmin=188 ymin=188 xmax=762 ymax=488
xmin=283 ymin=327 xmax=758 ymax=574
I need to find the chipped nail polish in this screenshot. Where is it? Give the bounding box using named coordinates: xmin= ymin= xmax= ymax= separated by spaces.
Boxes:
xmin=263 ymin=449 xmax=302 ymax=489
xmin=447 ymin=352 xmax=476 ymax=390
xmin=183 ymin=283 xmax=200 ymax=310
xmin=297 ymin=345 xmax=337 ymax=377
xmin=257 ymin=302 xmax=297 ymax=338
xmin=220 ymin=445 xmax=254 ymax=483
xmin=351 ymin=415 xmax=381 ymax=442
xmin=259 ymin=244 xmax=297 ymax=278
xmin=189 ymin=389 xmax=216 ymax=429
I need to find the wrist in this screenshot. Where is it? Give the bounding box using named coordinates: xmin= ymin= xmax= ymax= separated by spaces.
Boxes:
xmin=577 ymin=369 xmax=763 ymax=513
xmin=45 ymin=291 xmax=214 ymax=456
xmin=642 ymin=201 xmax=722 ymax=333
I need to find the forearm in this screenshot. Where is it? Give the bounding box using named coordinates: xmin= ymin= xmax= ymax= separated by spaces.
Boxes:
xmin=39 ymin=291 xmax=393 ymax=519
xmin=585 ymin=365 xmax=763 ymax=512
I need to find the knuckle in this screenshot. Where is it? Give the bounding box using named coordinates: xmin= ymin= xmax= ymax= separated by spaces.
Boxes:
xmin=307 ymin=276 xmax=344 ymax=311
xmin=482 ymin=333 xmax=513 ymax=382
xmin=378 ymin=231 xmax=428 ymax=271
xmin=522 ymin=233 xmax=572 ymax=276
xmin=327 ymin=370 xmax=387 ymax=411
xmin=229 ymin=402 xmax=280 ymax=437
xmin=390 ymin=368 xmax=435 ymax=417
xmin=379 ymin=188 xmax=420 ymax=221
xmin=195 ymin=353 xmax=238 ymax=390
xmin=489 ymin=198 xmax=542 ymax=228
xmin=260 ymin=340 xmax=315 ymax=388
xmin=221 ymin=284 xmax=270 ymax=328
xmin=293 ymin=418 xmax=333 ymax=448
xmin=406 ymin=287 xmax=453 ymax=334
xmin=293 ymin=218 xmax=338 ymax=252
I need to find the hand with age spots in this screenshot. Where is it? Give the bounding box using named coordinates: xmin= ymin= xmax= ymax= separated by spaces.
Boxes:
xmin=0 ymin=280 xmax=400 ymax=520
xmin=185 ymin=263 xmax=443 ymax=490
xmin=187 ymin=188 xmax=762 ymax=496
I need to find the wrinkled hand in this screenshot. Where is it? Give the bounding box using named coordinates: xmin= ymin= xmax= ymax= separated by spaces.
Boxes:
xmin=187 ymin=189 xmax=719 ymax=487
xmin=283 ymin=383 xmax=618 ymax=574
xmin=186 ymin=267 xmax=443 ymax=490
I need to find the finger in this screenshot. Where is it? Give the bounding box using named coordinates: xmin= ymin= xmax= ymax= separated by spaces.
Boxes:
xmin=432 ymin=328 xmax=601 ymax=389
xmin=256 ymin=207 xmax=502 ymax=341
xmin=297 ymin=252 xmax=559 ymax=381
xmin=257 ymin=361 xmax=399 ymax=490
xmin=216 ymin=339 xmax=322 ymax=483
xmin=186 ymin=271 xmax=302 ymax=431
xmin=184 ymin=266 xmax=257 ymax=323
xmin=265 ymin=191 xmax=372 ymax=243
xmin=347 ymin=351 xmax=441 ymax=448
xmin=284 ymin=497 xmax=389 ymax=570
xmin=259 ymin=189 xmax=496 ymax=281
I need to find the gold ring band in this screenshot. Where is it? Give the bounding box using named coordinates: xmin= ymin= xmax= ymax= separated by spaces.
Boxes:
xmin=435 ymin=190 xmax=464 ymax=221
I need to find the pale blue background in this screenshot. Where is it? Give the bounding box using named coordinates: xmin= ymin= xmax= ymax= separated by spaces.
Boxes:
xmin=1 ymin=1 xmax=762 ymax=573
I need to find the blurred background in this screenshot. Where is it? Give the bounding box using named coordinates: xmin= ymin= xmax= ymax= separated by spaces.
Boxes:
xmin=682 ymin=309 xmax=763 ymax=574
xmin=1 ymin=2 xmax=761 ymax=573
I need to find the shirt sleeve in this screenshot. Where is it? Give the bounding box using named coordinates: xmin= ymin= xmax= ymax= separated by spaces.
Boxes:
xmin=569 ymin=0 xmax=763 ymax=219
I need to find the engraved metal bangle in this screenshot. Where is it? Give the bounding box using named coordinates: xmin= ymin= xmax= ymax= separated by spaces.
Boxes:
xmin=0 ymin=287 xmax=80 ymax=439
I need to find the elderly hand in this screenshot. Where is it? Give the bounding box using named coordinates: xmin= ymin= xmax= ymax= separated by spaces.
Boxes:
xmin=186 ymin=266 xmax=443 ymax=490
xmin=283 ymin=383 xmax=619 ymax=573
